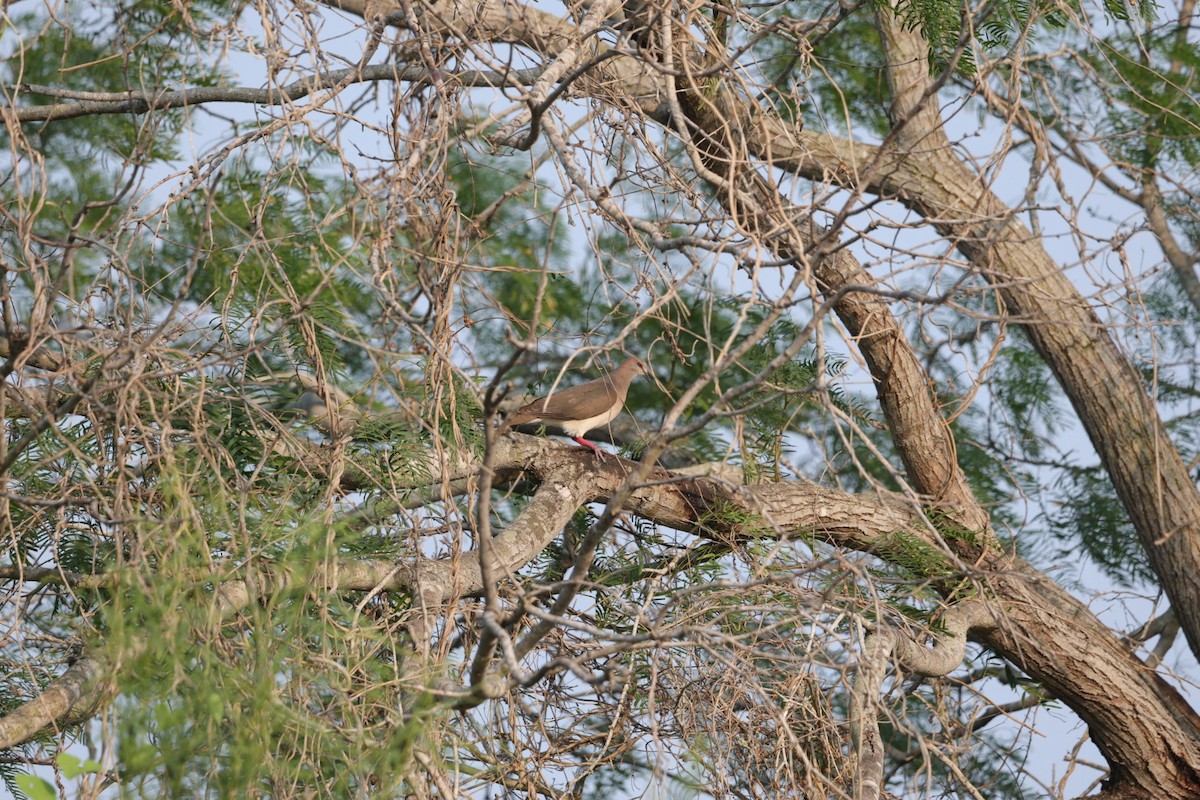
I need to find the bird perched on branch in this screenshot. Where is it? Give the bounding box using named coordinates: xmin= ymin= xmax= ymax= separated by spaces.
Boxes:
xmin=507 ymin=357 xmax=652 ymax=459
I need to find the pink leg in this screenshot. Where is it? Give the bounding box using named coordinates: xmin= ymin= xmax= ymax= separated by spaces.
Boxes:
xmin=573 ymin=436 xmax=606 ymax=460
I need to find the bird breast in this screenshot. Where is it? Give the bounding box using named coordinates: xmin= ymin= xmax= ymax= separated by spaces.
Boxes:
xmin=557 ymin=403 xmax=624 ymax=437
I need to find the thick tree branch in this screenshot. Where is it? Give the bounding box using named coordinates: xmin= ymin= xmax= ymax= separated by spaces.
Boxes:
xmin=871 ymin=0 xmax=1200 ymax=679
xmin=6 ymin=1 xmax=1199 ymax=793
xmin=6 ymin=430 xmax=1198 ymax=793
xmin=865 ymin=13 xmax=1200 ymax=793
xmin=723 ymin=2 xmax=1200 ymax=676
xmin=651 ymin=4 xmax=988 ymax=533
xmin=0 ymin=335 xmax=62 ymax=372
xmin=0 ymin=655 xmax=108 ymax=751
xmin=0 ymin=447 xmax=917 ymax=748
xmin=246 ymin=4 xmax=1200 ymax=792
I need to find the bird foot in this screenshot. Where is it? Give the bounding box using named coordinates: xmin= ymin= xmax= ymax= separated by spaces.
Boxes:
xmin=573 ymin=436 xmax=608 ymax=460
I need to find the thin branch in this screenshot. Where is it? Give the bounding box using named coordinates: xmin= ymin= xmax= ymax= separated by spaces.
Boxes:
xmin=7 ymin=65 xmax=544 ymax=123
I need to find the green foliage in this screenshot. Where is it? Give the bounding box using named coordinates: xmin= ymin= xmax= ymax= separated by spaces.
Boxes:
xmin=1166 ymin=194 xmax=1200 ymax=260
xmin=77 ymin=469 xmax=430 ymax=796
xmin=14 ymin=774 xmax=55 ymax=800
xmin=0 ymin=2 xmax=232 ymax=293
xmin=529 ymin=507 xmax=591 ymax=583
xmin=1088 ymin=34 xmax=1200 ymax=169
xmin=1050 ymin=466 xmax=1153 ymax=586
xmin=575 ymin=294 xmax=871 ymax=477
xmin=740 ymin=338 xmax=869 ymax=480
xmin=2 ymin=412 xmax=112 ymax=580
xmin=1024 ymin=274 xmax=1200 ymax=590
xmin=1140 ymin=275 xmax=1200 ymax=408
xmin=890 ymin=0 xmax=977 ymax=75
xmin=440 ymin=368 xmax=486 ymax=457
xmin=149 ymin=160 xmax=374 ymax=324
xmin=1013 ymin=0 xmax=1189 ymax=181
xmin=875 ymin=529 xmax=952 ymax=581
xmin=55 ymin=753 xmax=103 ymax=780
xmin=447 ymin=141 xmax=572 ymax=343
xmin=889 ymin=0 xmax=1145 ymax=78
xmin=990 ymin=334 xmax=1062 ymax=461
xmin=975 ymin=0 xmax=1066 ymax=51
xmin=943 ymin=363 xmax=1040 ymax=536
xmin=2 ymin=9 xmax=193 ymax=165
xmin=755 ymin=0 xmax=1119 ymax=135
xmin=202 ymin=390 xmax=272 ymax=473
xmin=927 ymin=507 xmax=980 ymax=547
xmin=760 ymin=4 xmax=891 ymax=135
xmin=0 ymin=0 xmax=1190 ymax=796
xmin=693 ymin=499 xmax=772 ymax=541
xmin=881 ymin=688 xmax=1035 ymax=799
xmin=7 ymin=755 xmax=107 ymax=800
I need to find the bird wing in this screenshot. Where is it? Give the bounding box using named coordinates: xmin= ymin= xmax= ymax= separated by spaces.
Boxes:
xmin=512 ymin=377 xmax=620 ymax=423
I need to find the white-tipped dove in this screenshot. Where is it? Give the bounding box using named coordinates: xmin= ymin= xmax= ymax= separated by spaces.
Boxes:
xmin=508 ymin=357 xmax=651 ymax=458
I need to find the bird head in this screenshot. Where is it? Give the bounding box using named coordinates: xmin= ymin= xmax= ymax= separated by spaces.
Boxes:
xmin=625 ymin=357 xmax=652 ymax=378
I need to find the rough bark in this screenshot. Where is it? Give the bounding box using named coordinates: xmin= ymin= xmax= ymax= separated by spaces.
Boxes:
xmin=5 ymin=436 xmax=1197 ymax=797
xmin=658 ymin=24 xmax=988 ymax=534
xmin=0 ymin=655 xmax=108 ymax=751
xmin=870 ymin=3 xmax=1200 ymax=665
xmin=311 ymin=1 xmax=1200 ymax=795
xmin=976 ymin=568 xmax=1200 ymax=799
xmin=4 ymin=1 xmax=1198 ymax=795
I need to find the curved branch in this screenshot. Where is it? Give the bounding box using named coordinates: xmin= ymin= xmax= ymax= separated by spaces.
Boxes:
xmin=6 ymin=1 xmax=1197 ymax=791
xmin=705 ymin=0 xmax=1200 ymax=675
xmin=653 ymin=5 xmax=988 ymax=531
xmin=5 ymin=433 xmax=1198 ymax=782
xmin=852 ymin=601 xmax=992 ymax=800
xmin=0 ymin=336 xmax=62 ymax=372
